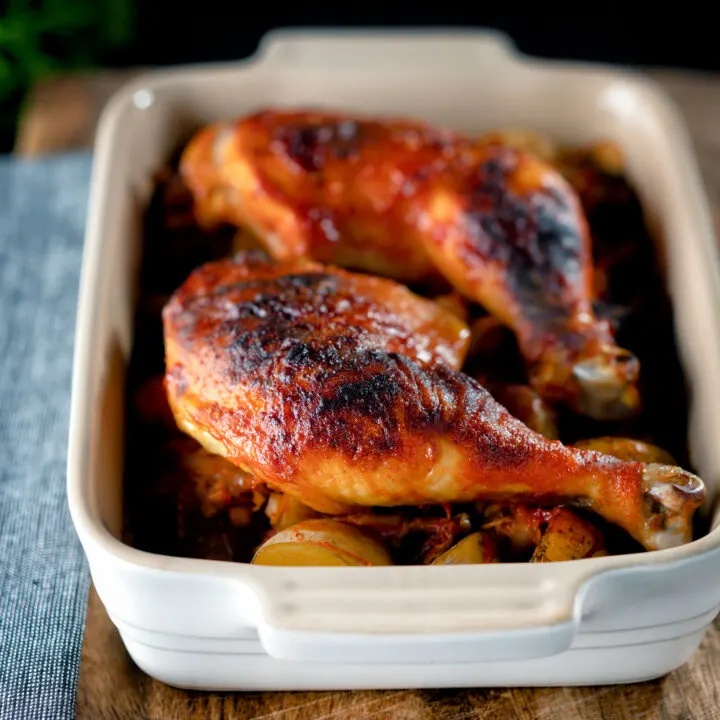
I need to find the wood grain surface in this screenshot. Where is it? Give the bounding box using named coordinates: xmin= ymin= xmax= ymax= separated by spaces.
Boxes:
xmin=17 ymin=67 xmax=720 ymax=720
xmin=77 ymin=583 xmax=720 ymax=720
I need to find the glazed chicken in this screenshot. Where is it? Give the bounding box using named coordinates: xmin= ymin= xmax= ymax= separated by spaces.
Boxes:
xmin=163 ymin=252 xmax=704 ymax=551
xmin=180 ymin=109 xmax=639 ymax=420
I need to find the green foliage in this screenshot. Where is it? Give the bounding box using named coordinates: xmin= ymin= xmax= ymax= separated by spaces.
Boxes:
xmin=0 ymin=0 xmax=135 ymax=149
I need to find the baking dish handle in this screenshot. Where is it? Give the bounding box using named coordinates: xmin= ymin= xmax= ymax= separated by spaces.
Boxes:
xmin=254 ymin=29 xmax=517 ymax=71
xmin=252 ymin=567 xmax=585 ymax=664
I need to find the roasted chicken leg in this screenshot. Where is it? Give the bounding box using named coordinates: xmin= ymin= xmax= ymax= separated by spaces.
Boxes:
xmin=163 ymin=253 xmax=703 ymax=551
xmin=180 ymin=110 xmax=640 ymax=420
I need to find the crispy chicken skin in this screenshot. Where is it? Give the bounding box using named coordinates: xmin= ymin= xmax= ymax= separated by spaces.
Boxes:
xmin=180 ymin=112 xmax=454 ymax=282
xmin=163 ymin=253 xmax=704 ymax=551
xmin=180 ymin=110 xmax=639 ymax=420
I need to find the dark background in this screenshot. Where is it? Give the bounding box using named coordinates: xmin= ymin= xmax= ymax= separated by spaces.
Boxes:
xmin=3 ymin=5 xmax=720 ymax=152
xmin=130 ymin=11 xmax=720 ymax=70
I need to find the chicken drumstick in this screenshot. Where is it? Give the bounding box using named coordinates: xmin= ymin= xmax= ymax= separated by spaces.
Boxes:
xmin=180 ymin=110 xmax=640 ymax=420
xmin=163 ymin=252 xmax=703 ymax=551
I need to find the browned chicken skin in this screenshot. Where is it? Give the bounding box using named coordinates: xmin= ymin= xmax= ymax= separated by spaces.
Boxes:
xmin=180 ymin=110 xmax=639 ymax=420
xmin=163 ymin=253 xmax=703 ymax=551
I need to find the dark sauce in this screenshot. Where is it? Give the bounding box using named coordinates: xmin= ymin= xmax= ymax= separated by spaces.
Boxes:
xmin=558 ymin=163 xmax=692 ymax=469
xmin=123 ymin=166 xmax=245 ymax=562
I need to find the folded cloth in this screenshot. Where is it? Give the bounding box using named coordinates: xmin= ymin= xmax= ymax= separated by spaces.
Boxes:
xmin=0 ymin=153 xmax=92 ymax=720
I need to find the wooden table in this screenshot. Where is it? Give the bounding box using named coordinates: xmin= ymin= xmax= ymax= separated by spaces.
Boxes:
xmin=17 ymin=68 xmax=720 ymax=720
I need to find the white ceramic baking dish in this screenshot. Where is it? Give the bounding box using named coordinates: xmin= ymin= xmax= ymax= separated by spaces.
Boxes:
xmin=68 ymin=29 xmax=720 ymax=690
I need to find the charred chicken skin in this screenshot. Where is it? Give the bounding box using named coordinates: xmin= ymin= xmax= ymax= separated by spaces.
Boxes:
xmin=180 ymin=110 xmax=640 ymax=420
xmin=163 ymin=252 xmax=703 ymax=551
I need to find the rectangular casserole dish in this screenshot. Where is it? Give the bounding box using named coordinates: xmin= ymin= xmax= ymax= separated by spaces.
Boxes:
xmin=68 ymin=28 xmax=720 ymax=690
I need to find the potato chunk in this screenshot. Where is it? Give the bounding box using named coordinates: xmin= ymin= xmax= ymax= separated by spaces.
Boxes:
xmin=432 ymin=532 xmax=497 ymax=565
xmin=252 ymin=519 xmax=392 ymax=566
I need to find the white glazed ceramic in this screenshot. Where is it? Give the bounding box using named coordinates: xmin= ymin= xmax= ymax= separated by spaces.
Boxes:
xmin=68 ymin=29 xmax=720 ymax=690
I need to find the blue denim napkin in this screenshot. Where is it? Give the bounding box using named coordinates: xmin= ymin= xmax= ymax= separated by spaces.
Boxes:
xmin=0 ymin=152 xmax=92 ymax=720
